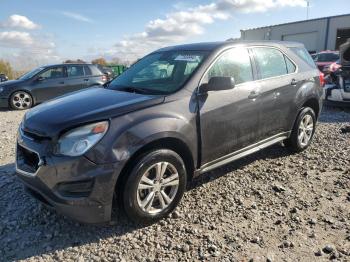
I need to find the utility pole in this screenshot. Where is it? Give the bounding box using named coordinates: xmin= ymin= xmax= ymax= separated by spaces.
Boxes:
xmin=306 ymin=0 xmax=310 ymax=20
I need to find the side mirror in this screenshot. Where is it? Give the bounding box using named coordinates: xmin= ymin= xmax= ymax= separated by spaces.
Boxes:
xmin=201 ymin=77 xmax=235 ymax=93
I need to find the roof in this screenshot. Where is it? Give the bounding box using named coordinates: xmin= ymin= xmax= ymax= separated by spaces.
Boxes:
xmin=42 ymin=63 xmax=93 ymax=68
xmin=155 ymin=40 xmax=304 ymax=52
xmin=241 ymin=13 xmax=350 ymax=32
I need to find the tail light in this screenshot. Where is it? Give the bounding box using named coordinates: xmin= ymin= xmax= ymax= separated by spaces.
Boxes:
xmin=102 ymin=75 xmax=107 ymax=82
xmin=319 ymin=71 xmax=325 ymax=87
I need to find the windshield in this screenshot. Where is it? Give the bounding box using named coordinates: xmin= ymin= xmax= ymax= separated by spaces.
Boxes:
xmin=107 ymin=51 xmax=208 ymax=94
xmin=18 ymin=67 xmax=45 ymax=80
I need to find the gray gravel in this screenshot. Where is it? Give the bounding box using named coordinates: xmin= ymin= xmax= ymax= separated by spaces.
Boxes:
xmin=0 ymin=106 xmax=349 ymax=261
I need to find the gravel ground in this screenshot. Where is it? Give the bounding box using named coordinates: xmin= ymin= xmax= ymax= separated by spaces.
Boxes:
xmin=0 ymin=106 xmax=349 ymax=262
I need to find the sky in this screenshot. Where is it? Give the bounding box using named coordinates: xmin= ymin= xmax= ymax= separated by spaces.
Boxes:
xmin=0 ymin=0 xmax=349 ymax=70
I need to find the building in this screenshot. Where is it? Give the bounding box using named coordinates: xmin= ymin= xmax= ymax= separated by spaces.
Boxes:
xmin=240 ymin=13 xmax=350 ymax=53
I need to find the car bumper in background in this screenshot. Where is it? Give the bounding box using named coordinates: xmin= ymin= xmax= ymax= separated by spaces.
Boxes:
xmin=15 ymin=129 xmax=123 ymax=224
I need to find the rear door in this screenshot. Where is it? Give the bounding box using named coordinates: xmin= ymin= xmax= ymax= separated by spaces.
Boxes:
xmin=251 ymin=46 xmax=299 ymax=140
xmin=64 ymin=65 xmax=86 ymax=93
xmin=31 ymin=66 xmax=67 ymax=102
xmin=198 ymin=47 xmax=261 ymax=164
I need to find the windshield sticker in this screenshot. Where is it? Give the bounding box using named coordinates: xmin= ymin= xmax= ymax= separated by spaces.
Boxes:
xmin=174 ymin=55 xmax=201 ymax=62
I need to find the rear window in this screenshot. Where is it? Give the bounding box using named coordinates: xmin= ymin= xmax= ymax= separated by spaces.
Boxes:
xmin=315 ymin=53 xmax=339 ymax=62
xmin=90 ymin=65 xmax=103 ymax=75
xmin=290 ymin=47 xmax=316 ymax=68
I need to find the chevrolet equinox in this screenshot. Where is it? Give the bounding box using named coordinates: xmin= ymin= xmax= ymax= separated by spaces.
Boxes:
xmin=16 ymin=41 xmax=323 ymax=224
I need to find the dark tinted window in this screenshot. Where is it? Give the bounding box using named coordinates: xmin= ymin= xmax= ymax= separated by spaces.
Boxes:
xmin=290 ymin=47 xmax=316 ymax=68
xmin=84 ymin=66 xmax=92 ymax=76
xmin=66 ymin=65 xmax=84 ymax=77
xmin=253 ymin=47 xmax=287 ymax=79
xmin=38 ymin=67 xmax=65 ymax=79
xmin=285 ymin=55 xmax=296 ymax=73
xmin=315 ymin=53 xmax=339 ymax=62
xmin=206 ymin=47 xmax=253 ymax=85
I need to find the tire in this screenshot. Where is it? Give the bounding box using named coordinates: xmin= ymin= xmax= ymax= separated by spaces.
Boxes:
xmin=285 ymin=107 xmax=316 ymax=153
xmin=10 ymin=91 xmax=33 ymax=110
xmin=122 ymin=149 xmax=187 ymax=224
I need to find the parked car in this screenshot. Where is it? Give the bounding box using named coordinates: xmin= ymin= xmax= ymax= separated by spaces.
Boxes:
xmin=313 ymin=50 xmax=339 ymax=72
xmin=0 ymin=63 xmax=107 ymax=110
xmin=324 ymin=40 xmax=350 ymax=106
xmin=16 ymin=41 xmax=323 ymax=224
xmin=96 ymin=64 xmax=114 ymax=81
xmin=0 ymin=73 xmax=8 ymax=82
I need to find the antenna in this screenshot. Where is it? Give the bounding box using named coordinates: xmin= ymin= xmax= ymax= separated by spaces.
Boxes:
xmin=306 ymin=0 xmax=310 ymax=19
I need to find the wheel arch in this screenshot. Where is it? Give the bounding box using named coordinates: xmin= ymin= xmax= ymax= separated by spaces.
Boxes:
xmin=114 ymin=136 xmax=195 ymax=200
xmin=8 ymin=89 xmax=35 ymax=107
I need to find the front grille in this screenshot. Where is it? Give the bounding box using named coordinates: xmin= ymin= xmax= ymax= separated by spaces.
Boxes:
xmin=16 ymin=144 xmax=40 ymax=175
xmin=21 ymin=128 xmax=51 ymax=141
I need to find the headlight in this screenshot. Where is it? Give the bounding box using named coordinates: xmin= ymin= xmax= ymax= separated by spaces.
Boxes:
xmin=56 ymin=121 xmax=109 ymax=156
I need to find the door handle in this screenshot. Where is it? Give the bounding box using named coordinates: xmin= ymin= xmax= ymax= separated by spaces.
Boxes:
xmin=59 ymin=81 xmax=64 ymax=84
xmin=248 ymin=90 xmax=260 ymax=99
xmin=291 ymin=79 xmax=298 ymax=86
xmin=84 ymin=79 xmax=89 ymax=82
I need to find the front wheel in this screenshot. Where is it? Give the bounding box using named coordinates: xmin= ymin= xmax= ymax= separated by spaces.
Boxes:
xmin=10 ymin=91 xmax=33 ymax=110
xmin=122 ymin=149 xmax=187 ymax=224
xmin=285 ymin=107 xmax=316 ymax=153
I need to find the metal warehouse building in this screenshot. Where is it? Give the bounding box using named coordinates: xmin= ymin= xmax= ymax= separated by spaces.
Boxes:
xmin=240 ymin=13 xmax=350 ymax=53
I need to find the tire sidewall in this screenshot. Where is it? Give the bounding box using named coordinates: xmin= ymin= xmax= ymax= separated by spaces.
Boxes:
xmin=294 ymin=107 xmax=316 ymax=150
xmin=122 ymin=149 xmax=187 ymax=224
xmin=10 ymin=91 xmax=33 ymax=110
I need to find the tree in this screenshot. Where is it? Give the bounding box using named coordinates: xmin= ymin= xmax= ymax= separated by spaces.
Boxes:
xmin=63 ymin=59 xmax=86 ymax=64
xmin=0 ymin=59 xmax=14 ymax=79
xmin=91 ymin=58 xmax=107 ymax=66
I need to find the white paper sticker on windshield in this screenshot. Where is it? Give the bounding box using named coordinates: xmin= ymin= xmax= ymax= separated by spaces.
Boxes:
xmin=174 ymin=55 xmax=201 ymax=62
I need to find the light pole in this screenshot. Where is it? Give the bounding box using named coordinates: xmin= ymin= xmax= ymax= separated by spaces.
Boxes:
xmin=306 ymin=0 xmax=310 ymax=20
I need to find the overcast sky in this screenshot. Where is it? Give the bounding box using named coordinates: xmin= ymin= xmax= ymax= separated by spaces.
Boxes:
xmin=1 ymin=0 xmax=349 ymax=70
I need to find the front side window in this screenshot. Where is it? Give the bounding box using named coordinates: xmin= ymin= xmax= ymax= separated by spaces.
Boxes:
xmin=38 ymin=67 xmax=65 ymax=79
xmin=66 ymin=65 xmax=85 ymax=77
xmin=108 ymin=51 xmax=208 ymax=94
xmin=253 ymin=47 xmax=287 ymax=79
xmin=205 ymin=47 xmax=253 ymax=85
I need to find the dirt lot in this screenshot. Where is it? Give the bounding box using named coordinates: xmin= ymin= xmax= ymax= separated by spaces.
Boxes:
xmin=0 ymin=106 xmax=349 ymax=262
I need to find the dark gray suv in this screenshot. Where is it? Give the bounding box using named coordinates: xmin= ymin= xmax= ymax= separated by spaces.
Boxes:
xmin=15 ymin=41 xmax=323 ymax=224
xmin=0 ymin=63 xmax=106 ymax=110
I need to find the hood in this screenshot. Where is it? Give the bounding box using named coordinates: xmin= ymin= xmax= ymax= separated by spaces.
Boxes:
xmin=0 ymin=79 xmax=25 ymax=87
xmin=340 ymin=39 xmax=350 ymax=66
xmin=23 ymin=87 xmax=165 ymax=137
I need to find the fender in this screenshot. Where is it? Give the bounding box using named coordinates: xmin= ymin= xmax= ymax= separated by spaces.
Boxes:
xmin=85 ymin=110 xmax=198 ymax=166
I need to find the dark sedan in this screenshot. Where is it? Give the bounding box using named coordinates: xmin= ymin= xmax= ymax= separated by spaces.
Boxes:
xmin=0 ymin=63 xmax=107 ymax=110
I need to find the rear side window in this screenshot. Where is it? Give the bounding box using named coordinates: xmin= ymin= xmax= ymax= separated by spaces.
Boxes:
xmin=66 ymin=65 xmax=84 ymax=77
xmin=290 ymin=47 xmax=316 ymax=68
xmin=90 ymin=65 xmax=103 ymax=75
xmin=253 ymin=47 xmax=287 ymax=79
xmin=206 ymin=47 xmax=253 ymax=85
xmin=84 ymin=66 xmax=92 ymax=76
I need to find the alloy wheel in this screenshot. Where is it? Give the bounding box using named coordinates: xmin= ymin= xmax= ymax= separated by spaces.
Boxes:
xmin=136 ymin=162 xmax=179 ymax=214
xmin=298 ymin=114 xmax=314 ymax=147
xmin=11 ymin=92 xmax=32 ymax=110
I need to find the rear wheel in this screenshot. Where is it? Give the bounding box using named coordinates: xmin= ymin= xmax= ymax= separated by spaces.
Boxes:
xmin=122 ymin=149 xmax=187 ymax=224
xmin=10 ymin=91 xmax=33 ymax=110
xmin=285 ymin=107 xmax=316 ymax=152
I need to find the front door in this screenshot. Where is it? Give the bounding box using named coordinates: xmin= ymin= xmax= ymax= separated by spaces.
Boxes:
xmin=31 ymin=66 xmax=67 ymax=102
xmin=198 ymin=47 xmax=261 ymax=165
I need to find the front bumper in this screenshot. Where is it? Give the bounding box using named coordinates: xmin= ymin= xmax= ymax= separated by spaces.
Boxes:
xmin=0 ymin=97 xmax=8 ymax=108
xmin=15 ymin=130 xmax=123 ymax=224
